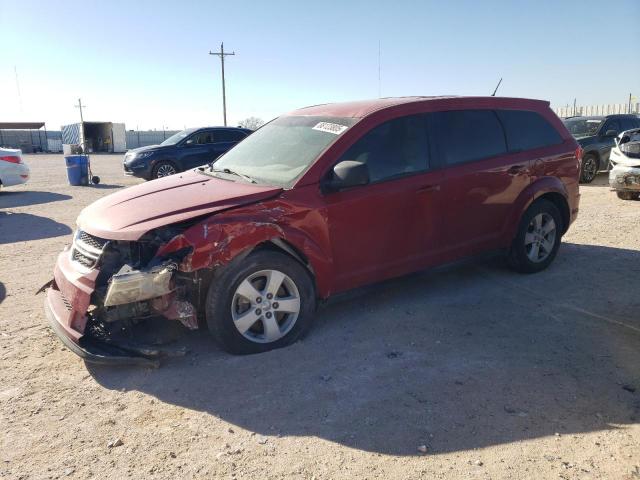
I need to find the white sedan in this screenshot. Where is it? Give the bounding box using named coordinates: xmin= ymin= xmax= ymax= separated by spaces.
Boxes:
xmin=0 ymin=148 xmax=30 ymax=189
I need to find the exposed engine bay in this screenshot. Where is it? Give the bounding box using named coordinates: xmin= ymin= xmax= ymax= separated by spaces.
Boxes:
xmin=610 ymin=128 xmax=640 ymax=196
xmin=63 ymin=223 xmax=209 ymax=366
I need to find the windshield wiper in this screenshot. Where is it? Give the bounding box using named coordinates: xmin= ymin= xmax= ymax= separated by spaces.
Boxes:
xmin=210 ymin=167 xmax=257 ymax=184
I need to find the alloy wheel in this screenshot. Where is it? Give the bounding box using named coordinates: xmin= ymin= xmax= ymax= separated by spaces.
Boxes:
xmin=156 ymin=164 xmax=177 ymax=177
xmin=524 ymin=213 xmax=556 ymax=263
xmin=582 ymin=156 xmax=597 ymax=182
xmin=231 ymin=269 xmax=301 ymax=343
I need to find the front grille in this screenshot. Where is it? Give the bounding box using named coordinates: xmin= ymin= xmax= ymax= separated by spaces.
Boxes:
xmin=72 ymin=249 xmax=96 ymax=269
xmin=71 ymin=230 xmax=109 ymax=270
xmin=79 ymin=231 xmax=108 ymax=250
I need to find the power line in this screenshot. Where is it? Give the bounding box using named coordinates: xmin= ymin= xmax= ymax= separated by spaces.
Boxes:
xmin=209 ymin=42 xmax=235 ymax=126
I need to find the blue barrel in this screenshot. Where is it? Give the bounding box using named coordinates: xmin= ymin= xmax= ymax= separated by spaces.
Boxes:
xmin=64 ymin=155 xmax=89 ymax=186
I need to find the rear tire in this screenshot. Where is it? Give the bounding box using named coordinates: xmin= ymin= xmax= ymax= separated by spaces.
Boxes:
xmin=507 ymin=199 xmax=563 ymax=274
xmin=205 ymin=250 xmax=316 ymax=355
xmin=579 ymin=153 xmax=598 ymax=184
xmin=151 ymin=161 xmax=178 ymax=179
xmin=617 ymin=191 xmax=640 ymax=200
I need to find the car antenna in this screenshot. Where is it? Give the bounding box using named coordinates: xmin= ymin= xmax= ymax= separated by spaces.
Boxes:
xmin=491 ymin=78 xmax=503 ymax=97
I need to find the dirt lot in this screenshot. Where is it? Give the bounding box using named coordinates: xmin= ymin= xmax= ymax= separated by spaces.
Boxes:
xmin=1 ymin=154 xmax=639 ymax=479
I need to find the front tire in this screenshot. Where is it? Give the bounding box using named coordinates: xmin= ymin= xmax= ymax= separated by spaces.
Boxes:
xmin=152 ymin=161 xmax=178 ymax=179
xmin=508 ymin=199 xmax=563 ymax=274
xmin=205 ymin=250 xmax=316 ymax=354
xmin=579 ymin=153 xmax=598 ymax=184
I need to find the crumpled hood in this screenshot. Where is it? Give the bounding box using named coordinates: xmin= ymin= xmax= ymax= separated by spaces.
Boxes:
xmin=78 ymin=170 xmax=282 ymax=240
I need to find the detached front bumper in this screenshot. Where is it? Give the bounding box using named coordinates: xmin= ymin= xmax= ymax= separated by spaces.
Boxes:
xmin=44 ymin=249 xmax=162 ymax=367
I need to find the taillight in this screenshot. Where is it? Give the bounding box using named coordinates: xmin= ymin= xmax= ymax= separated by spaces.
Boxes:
xmin=0 ymin=155 xmax=22 ymax=164
xmin=575 ymin=146 xmax=583 ymax=162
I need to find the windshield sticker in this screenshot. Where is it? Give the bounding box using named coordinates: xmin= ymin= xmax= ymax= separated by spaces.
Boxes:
xmin=312 ymin=122 xmax=348 ymax=135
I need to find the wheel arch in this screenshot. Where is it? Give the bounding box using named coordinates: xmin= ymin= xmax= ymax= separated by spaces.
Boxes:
xmin=159 ymin=216 xmax=334 ymax=299
xmin=506 ymin=177 xmax=571 ymax=241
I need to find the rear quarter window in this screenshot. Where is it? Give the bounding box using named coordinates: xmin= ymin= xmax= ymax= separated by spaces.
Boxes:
xmin=432 ymin=110 xmax=507 ymax=166
xmin=496 ymin=110 xmax=563 ymax=152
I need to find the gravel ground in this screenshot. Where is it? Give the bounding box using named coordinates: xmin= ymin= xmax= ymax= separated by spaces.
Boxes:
xmin=1 ymin=154 xmax=639 ymax=480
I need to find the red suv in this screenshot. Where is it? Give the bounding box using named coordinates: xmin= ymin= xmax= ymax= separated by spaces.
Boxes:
xmin=45 ymin=96 xmax=580 ymax=365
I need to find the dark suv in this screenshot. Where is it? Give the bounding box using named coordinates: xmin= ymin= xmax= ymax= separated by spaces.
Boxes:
xmin=123 ymin=127 xmax=252 ymax=180
xmin=562 ymin=114 xmax=640 ymax=183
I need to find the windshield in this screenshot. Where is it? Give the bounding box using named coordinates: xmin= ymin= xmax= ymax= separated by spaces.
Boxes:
xmin=160 ymin=129 xmax=195 ymax=146
xmin=563 ymin=117 xmax=603 ymax=138
xmin=211 ymin=115 xmax=358 ymax=187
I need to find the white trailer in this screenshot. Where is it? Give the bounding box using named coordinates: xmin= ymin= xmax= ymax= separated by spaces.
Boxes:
xmin=61 ymin=121 xmax=127 ymax=153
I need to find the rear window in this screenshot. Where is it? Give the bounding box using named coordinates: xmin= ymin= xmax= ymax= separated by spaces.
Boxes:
xmin=433 ymin=110 xmax=507 ymax=166
xmin=496 ymin=110 xmax=563 ymax=152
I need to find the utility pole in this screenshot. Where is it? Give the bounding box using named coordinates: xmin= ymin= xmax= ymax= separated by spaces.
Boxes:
xmin=209 ymin=42 xmax=235 ymax=126
xmin=75 ymin=98 xmax=86 ymax=124
xmin=75 ymin=98 xmax=87 ymax=151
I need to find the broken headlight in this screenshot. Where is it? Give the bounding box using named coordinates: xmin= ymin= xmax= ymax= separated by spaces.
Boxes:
xmin=103 ymin=264 xmax=175 ymax=307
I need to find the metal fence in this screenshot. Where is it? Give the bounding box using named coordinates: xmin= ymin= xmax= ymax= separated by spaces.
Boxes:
xmin=0 ymin=130 xmax=62 ymax=153
xmin=554 ymin=103 xmax=640 ymax=118
xmin=125 ymin=130 xmax=180 ymax=149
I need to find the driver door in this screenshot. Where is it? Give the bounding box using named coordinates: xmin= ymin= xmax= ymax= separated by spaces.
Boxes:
xmin=182 ymin=130 xmax=216 ymax=168
xmin=323 ymin=114 xmax=444 ymax=293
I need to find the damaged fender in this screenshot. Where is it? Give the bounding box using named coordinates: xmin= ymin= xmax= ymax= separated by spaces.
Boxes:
xmin=156 ymin=200 xmax=334 ymax=298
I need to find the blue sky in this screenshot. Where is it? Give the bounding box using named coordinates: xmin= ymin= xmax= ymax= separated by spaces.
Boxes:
xmin=1 ymin=0 xmax=639 ymax=130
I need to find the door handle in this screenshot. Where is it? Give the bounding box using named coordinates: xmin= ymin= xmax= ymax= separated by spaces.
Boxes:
xmin=416 ymin=184 xmax=440 ymax=193
xmin=507 ymin=165 xmax=526 ymax=174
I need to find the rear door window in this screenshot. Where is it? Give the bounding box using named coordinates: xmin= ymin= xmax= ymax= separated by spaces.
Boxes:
xmin=496 ymin=109 xmax=563 ymax=152
xmin=338 ymin=114 xmax=430 ymax=183
xmin=619 ymin=117 xmax=638 ymax=132
xmin=603 ymin=119 xmax=622 ymax=134
xmin=216 ymin=130 xmax=247 ymax=142
xmin=432 ymin=110 xmax=507 ymax=166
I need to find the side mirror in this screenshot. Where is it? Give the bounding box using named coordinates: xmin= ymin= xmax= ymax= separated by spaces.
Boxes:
xmin=324 ymin=160 xmax=369 ymax=192
xmin=185 ymin=139 xmax=194 ymax=145
xmin=605 ymin=129 xmax=619 ymax=137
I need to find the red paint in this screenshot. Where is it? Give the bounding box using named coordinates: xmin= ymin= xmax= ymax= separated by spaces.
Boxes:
xmin=50 ymin=96 xmax=580 ymax=341
xmin=77 ymin=171 xmax=282 ymax=241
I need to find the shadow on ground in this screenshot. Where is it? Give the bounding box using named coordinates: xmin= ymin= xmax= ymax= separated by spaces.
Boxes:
xmin=90 ymin=242 xmax=640 ymax=455
xmin=0 ymin=282 xmax=5 ymax=304
xmin=0 ymin=211 xmax=72 ymax=243
xmin=0 ymin=191 xmax=71 ymax=208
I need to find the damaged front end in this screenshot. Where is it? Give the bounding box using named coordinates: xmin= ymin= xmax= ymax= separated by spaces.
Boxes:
xmin=45 ymin=225 xmax=203 ymax=366
xmin=609 ymin=128 xmax=640 ymax=195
